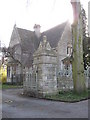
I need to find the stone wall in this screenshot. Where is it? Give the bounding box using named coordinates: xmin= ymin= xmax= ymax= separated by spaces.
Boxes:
xmin=84 ymin=67 xmax=90 ymax=88
xmin=23 ymin=36 xmax=57 ymax=97
xmin=23 ymin=33 xmax=90 ymax=97
xmin=23 ymin=65 xmax=90 ymax=97
xmin=23 ymin=67 xmax=37 ymax=96
xmin=57 ymin=76 xmax=73 ymax=91
xmin=57 ymin=68 xmax=90 ymax=91
xmin=9 ymin=25 xmax=21 ymax=48
xmin=7 ymin=64 xmax=23 ymax=84
xmin=57 ymin=22 xmax=72 ymax=71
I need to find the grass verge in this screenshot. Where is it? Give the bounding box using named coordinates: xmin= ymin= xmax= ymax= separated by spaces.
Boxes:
xmin=45 ymin=90 xmax=90 ymax=102
xmin=0 ymin=83 xmax=90 ymax=102
xmin=0 ymin=83 xmax=23 ymax=89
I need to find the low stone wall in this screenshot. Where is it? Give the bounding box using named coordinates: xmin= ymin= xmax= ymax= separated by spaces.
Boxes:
xmin=57 ymin=75 xmax=89 ymax=91
xmin=23 ymin=75 xmax=89 ymax=97
xmin=57 ymin=76 xmax=73 ymax=91
xmin=84 ymin=68 xmax=90 ymax=88
xmin=85 ymin=76 xmax=90 ymax=88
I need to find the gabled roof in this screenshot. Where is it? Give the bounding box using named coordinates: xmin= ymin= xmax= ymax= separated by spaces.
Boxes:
xmin=40 ymin=21 xmax=67 ymax=48
xmin=9 ymin=21 xmax=68 ymax=67
xmin=17 ymin=28 xmax=40 ymax=52
xmin=16 ymin=28 xmax=40 ymax=67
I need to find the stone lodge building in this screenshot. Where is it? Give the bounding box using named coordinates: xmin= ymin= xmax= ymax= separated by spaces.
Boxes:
xmin=7 ymin=21 xmax=74 ymax=96
xmin=7 ymin=21 xmax=72 ymax=83
xmin=7 ymin=0 xmax=90 ymax=97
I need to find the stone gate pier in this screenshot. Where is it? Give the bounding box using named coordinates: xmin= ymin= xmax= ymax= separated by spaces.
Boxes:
xmin=23 ymin=36 xmax=57 ymax=97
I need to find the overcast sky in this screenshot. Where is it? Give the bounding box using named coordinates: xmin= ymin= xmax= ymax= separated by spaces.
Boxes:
xmin=0 ymin=0 xmax=89 ymax=47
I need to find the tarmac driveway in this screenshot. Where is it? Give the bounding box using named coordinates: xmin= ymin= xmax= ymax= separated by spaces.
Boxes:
xmin=2 ymin=88 xmax=88 ymax=118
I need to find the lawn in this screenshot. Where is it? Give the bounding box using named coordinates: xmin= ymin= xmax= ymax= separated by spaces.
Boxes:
xmin=0 ymin=83 xmax=23 ymax=89
xmin=45 ymin=89 xmax=90 ymax=102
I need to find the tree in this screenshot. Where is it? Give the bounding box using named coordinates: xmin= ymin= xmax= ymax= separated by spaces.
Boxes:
xmin=71 ymin=0 xmax=86 ymax=93
xmin=81 ymin=7 xmax=89 ymax=69
xmin=2 ymin=47 xmax=22 ymax=65
xmin=2 ymin=46 xmax=23 ymax=85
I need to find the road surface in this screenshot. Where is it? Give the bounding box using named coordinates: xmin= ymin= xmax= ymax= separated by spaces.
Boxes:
xmin=2 ymin=88 xmax=88 ymax=118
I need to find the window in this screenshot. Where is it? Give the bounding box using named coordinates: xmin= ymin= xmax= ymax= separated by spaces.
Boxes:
xmin=7 ymin=66 xmax=10 ymax=77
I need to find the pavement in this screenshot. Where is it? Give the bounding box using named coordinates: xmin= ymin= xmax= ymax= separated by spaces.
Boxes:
xmin=2 ymin=88 xmax=88 ymax=118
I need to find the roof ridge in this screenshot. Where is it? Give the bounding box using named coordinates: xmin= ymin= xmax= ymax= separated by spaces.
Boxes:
xmin=17 ymin=27 xmax=34 ymax=33
xmin=42 ymin=21 xmax=67 ymax=33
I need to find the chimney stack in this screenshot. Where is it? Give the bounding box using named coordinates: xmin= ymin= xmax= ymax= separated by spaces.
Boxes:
xmin=34 ymin=24 xmax=41 ymax=38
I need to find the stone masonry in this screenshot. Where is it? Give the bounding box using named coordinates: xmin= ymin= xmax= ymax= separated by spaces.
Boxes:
xmin=23 ymin=35 xmax=89 ymax=97
xmin=23 ymin=36 xmax=57 ymax=97
xmin=33 ymin=36 xmax=57 ymax=96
